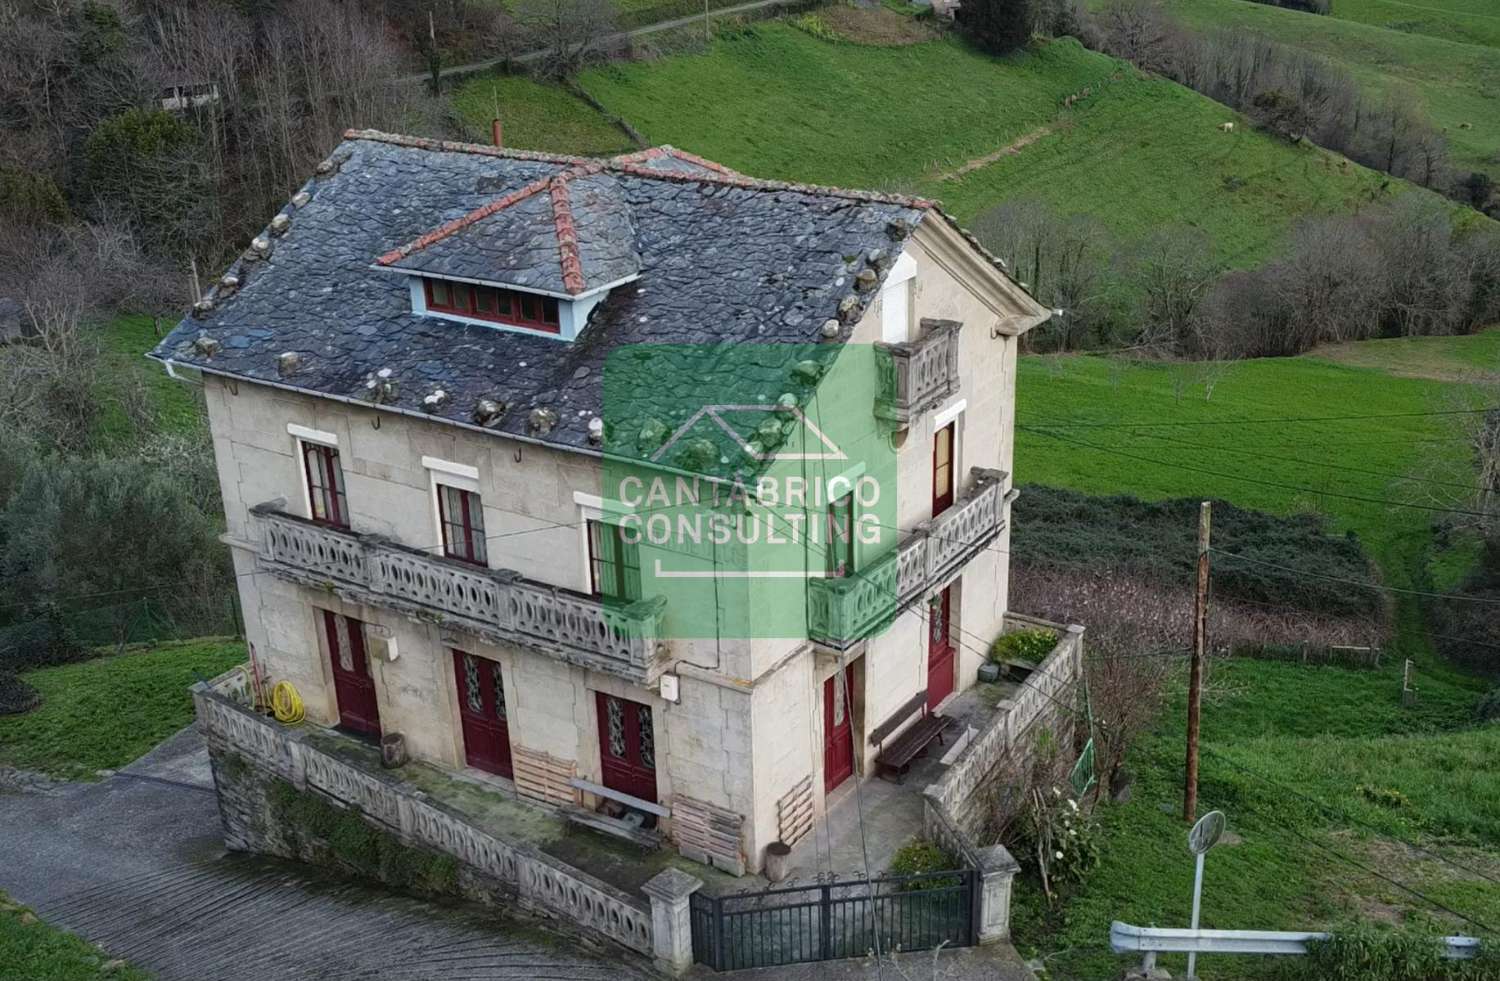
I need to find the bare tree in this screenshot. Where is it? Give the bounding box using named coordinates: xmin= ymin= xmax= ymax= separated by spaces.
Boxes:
xmin=515 ymin=0 xmax=619 ymax=78
xmin=1132 ymin=226 xmax=1218 ymax=356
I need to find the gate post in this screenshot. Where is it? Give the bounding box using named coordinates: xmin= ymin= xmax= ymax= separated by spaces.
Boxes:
xmin=643 ymin=868 xmax=704 ymax=976
xmin=974 ymin=844 xmax=1021 ymax=945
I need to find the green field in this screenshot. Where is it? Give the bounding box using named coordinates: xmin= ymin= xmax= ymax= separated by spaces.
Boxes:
xmin=98 ymin=315 xmax=203 ymax=445
xmin=1330 ymin=0 xmax=1500 ymax=49
xmin=1010 ymin=336 xmax=1498 ymax=978
xmin=0 ymin=893 xmax=148 ymax=981
xmin=1163 ymin=0 xmax=1500 ymax=181
xmin=0 ymin=639 xmax=246 ymax=778
xmin=574 ymin=24 xmax=1455 ymax=268
xmin=451 ymin=75 xmax=636 ymax=156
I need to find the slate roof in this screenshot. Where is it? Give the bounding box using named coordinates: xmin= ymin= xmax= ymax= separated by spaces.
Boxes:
xmin=150 ymin=130 xmax=961 ymax=464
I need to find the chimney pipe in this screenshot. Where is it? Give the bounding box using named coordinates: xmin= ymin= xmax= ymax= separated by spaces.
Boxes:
xmin=491 ymin=118 xmax=503 ymax=149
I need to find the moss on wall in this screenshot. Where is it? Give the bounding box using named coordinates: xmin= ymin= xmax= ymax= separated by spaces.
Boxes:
xmin=255 ymin=768 xmax=460 ymax=898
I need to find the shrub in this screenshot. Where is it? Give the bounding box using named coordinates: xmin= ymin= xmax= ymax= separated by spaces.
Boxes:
xmin=1477 ymin=688 xmax=1500 ymax=724
xmin=0 ymin=671 xmax=41 ymax=716
xmin=1014 ymin=786 xmax=1100 ymax=904
xmin=992 ymin=628 xmax=1058 ymax=664
xmin=1300 ymin=922 xmax=1500 ymax=981
xmin=958 ymin=0 xmax=1037 ymax=55
xmin=0 ymin=605 xmax=85 ymax=673
xmin=1357 ymin=784 xmax=1411 ymax=810
xmin=788 ymin=12 xmax=841 ymax=42
xmin=889 ymin=838 xmax=956 ymax=876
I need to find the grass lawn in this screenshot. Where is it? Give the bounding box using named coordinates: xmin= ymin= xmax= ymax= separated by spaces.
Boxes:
xmin=0 ymin=639 xmax=245 ymax=779
xmin=1161 ymin=0 xmax=1500 ymax=181
xmin=0 ymin=892 xmax=148 ymax=981
xmin=97 ymin=314 xmax=203 ymax=446
xmin=1328 ymin=0 xmax=1500 ymax=49
xmin=1010 ymin=338 xmax=1498 ymax=978
xmin=451 ymin=75 xmax=637 ymax=156
xmin=577 ymin=24 xmax=1458 ymax=268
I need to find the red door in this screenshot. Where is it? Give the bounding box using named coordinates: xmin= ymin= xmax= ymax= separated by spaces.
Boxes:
xmin=823 ymin=666 xmax=855 ymax=793
xmin=453 ymin=650 xmax=514 ymax=778
xmin=597 ymin=693 xmax=658 ymax=803
xmin=322 ymin=610 xmax=381 ymax=738
xmin=927 ymin=587 xmax=956 ymax=711
xmin=933 ymin=422 xmax=955 ymax=516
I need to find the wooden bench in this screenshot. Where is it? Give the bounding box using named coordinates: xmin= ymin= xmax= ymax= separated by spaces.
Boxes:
xmin=870 ymin=690 xmax=951 ymax=784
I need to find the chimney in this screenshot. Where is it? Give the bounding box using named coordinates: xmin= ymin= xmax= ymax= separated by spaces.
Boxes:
xmin=491 ymin=118 xmax=503 ymax=149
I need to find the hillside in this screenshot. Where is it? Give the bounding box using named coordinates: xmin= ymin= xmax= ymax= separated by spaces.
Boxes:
xmin=564 ymin=22 xmax=1460 ymax=269
xmin=1328 ymin=0 xmax=1500 ymax=49
xmin=1162 ymin=0 xmax=1500 ymax=181
xmin=1009 ymin=334 xmax=1498 ymax=979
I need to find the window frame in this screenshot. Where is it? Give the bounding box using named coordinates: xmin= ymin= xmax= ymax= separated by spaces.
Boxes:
xmin=300 ymin=439 xmax=350 ymax=529
xmin=423 ymin=277 xmax=561 ymax=333
xmin=587 ymin=518 xmax=642 ymax=603
xmin=437 ymin=482 xmax=488 ymax=567
xmin=825 ymin=491 xmax=855 ymax=578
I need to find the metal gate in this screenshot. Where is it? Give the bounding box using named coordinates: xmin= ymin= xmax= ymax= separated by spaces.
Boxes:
xmin=689 ymin=869 xmax=977 ymax=971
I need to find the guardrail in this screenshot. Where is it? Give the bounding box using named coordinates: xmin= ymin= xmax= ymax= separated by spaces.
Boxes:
xmin=1110 ymin=921 xmax=1481 ymax=964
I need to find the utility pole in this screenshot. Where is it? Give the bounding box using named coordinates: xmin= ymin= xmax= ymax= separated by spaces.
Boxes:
xmin=1184 ymin=500 xmax=1211 ymax=824
xmin=427 ymin=10 xmax=441 ymax=96
xmin=704 ymin=0 xmax=711 ymax=45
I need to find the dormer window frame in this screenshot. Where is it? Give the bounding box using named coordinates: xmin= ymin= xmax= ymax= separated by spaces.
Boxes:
xmin=423 ymin=277 xmax=561 ymax=334
xmin=397 ymin=269 xmax=639 ymax=343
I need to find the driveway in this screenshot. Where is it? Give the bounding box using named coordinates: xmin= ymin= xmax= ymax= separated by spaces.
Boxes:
xmin=0 ymin=727 xmax=642 ymax=981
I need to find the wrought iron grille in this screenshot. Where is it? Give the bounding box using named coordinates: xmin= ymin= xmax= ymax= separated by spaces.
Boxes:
xmin=689 ymin=869 xmax=977 ymax=971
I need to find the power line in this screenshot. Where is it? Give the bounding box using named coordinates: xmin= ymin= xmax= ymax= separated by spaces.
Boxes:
xmin=1210 ymin=547 xmax=1500 ymax=606
xmin=1021 ymin=406 xmax=1498 ymax=431
xmin=1134 ymin=429 xmax=1493 ymax=495
xmin=1202 ymin=747 xmax=1500 ymax=888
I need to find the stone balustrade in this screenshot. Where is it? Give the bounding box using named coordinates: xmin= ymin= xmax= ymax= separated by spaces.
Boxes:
xmin=919 ymin=615 xmax=1085 ymax=944
xmin=807 ymin=468 xmax=1007 ymax=649
xmin=875 ymin=318 xmax=962 ymax=428
xmin=193 ymin=677 xmax=693 ymax=962
xmin=251 ymin=504 xmax=668 ymax=685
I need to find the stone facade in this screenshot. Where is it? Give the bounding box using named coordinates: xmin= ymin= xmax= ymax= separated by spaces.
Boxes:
xmin=205 ymin=216 xmax=1042 ymax=880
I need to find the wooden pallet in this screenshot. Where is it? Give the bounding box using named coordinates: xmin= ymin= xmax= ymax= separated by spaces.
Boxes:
xmin=777 ymin=776 xmax=814 ymax=848
xmin=673 ymin=793 xmax=745 ymax=875
xmin=512 ymin=745 xmax=578 ymax=808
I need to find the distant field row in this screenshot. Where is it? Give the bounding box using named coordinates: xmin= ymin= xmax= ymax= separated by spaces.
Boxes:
xmin=1160 ymin=0 xmax=1500 ymax=180
xmin=473 ymin=24 xmax=1466 ymax=271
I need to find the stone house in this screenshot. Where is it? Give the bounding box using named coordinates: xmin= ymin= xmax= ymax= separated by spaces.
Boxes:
xmin=153 ymin=130 xmax=1048 ymax=880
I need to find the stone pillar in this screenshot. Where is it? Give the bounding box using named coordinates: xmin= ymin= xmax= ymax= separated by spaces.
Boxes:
xmin=975 ymin=843 xmax=1021 ymax=945
xmin=642 ymin=868 xmax=704 ymax=976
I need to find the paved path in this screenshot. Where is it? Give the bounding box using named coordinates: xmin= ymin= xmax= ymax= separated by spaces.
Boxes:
xmin=0 ymin=727 xmax=642 ymax=981
xmin=397 ymin=0 xmax=791 ymax=83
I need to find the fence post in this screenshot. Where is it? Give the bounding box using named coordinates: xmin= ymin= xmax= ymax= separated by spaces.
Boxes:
xmin=642 ymin=869 xmax=703 ymax=976
xmin=974 ymin=844 xmax=1021 ymax=945
xmin=821 ymin=883 xmax=833 ymax=961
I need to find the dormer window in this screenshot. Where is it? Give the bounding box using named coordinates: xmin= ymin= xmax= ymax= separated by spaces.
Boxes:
xmin=375 ymin=166 xmax=641 ymax=343
xmin=424 ymin=279 xmax=560 ymax=333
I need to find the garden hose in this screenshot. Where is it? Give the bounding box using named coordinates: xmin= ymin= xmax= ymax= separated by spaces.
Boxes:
xmin=270 ymin=680 xmax=305 ymax=724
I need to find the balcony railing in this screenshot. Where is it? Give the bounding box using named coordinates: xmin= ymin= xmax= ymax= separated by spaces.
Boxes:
xmin=251 ymin=504 xmax=668 ymax=685
xmin=807 ymin=468 xmax=1007 ymax=649
xmin=876 ymin=318 xmax=962 ymax=428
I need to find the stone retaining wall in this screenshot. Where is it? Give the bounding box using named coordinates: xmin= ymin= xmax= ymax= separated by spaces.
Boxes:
xmin=193 ymin=677 xmax=678 ymax=962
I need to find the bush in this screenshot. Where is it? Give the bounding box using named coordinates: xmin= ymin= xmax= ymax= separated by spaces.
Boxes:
xmin=888 ymin=838 xmax=960 ymax=883
xmin=1478 ymin=688 xmax=1500 ymax=724
xmin=958 ymin=0 xmax=1037 ymax=55
xmin=1300 ymin=922 xmax=1500 ymax=981
xmin=1012 ymin=486 xmax=1386 ymax=619
xmin=0 ymin=606 xmax=85 ymax=672
xmin=0 ymin=671 xmax=41 ymax=716
xmin=788 ymin=12 xmax=841 ymax=42
xmin=992 ymin=628 xmax=1058 ymax=664
xmin=1013 ymin=786 xmax=1100 ymax=903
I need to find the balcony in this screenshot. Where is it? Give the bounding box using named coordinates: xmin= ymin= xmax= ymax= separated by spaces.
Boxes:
xmin=250 ymin=504 xmax=669 ymax=685
xmin=807 ymin=468 xmax=1007 ymax=649
xmin=875 ymin=318 xmax=962 ymax=428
